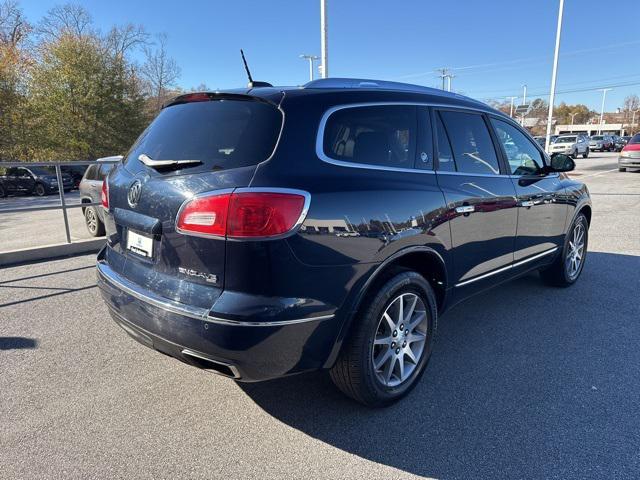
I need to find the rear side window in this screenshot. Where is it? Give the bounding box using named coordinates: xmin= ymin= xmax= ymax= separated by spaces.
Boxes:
xmin=630 ymin=134 xmax=640 ymax=144
xmin=322 ymin=105 xmax=417 ymax=169
xmin=438 ymin=111 xmax=500 ymax=175
xmin=126 ymin=99 xmax=282 ymax=171
xmin=84 ymin=165 xmax=98 ymax=180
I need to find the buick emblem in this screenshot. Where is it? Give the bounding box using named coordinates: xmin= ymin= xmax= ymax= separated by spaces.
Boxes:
xmin=127 ymin=180 xmax=142 ymax=208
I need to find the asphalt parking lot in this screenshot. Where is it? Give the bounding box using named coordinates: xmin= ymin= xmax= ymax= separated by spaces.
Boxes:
xmin=1 ymin=152 xmax=639 ymax=479
xmin=0 ymin=191 xmax=96 ymax=251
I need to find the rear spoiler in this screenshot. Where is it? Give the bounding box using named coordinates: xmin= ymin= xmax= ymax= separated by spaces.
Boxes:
xmin=162 ymin=91 xmax=283 ymax=110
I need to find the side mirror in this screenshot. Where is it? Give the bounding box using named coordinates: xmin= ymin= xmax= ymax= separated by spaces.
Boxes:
xmin=549 ymin=153 xmax=575 ymax=172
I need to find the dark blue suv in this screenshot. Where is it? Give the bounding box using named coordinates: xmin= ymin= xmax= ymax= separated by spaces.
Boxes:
xmin=97 ymin=79 xmax=591 ymax=406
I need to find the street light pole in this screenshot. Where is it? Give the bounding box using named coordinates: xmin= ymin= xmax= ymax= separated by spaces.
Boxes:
xmin=521 ymin=84 xmax=527 ymax=106
xmin=320 ymin=0 xmax=328 ymax=78
xmin=507 ymin=96 xmax=517 ymax=118
xmin=544 ymin=0 xmax=565 ymax=153
xmin=570 ymin=112 xmax=578 ymax=126
xmin=299 ymin=54 xmax=320 ymax=82
xmin=598 ymin=88 xmax=612 ymax=134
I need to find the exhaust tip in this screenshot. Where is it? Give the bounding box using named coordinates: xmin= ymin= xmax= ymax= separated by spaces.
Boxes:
xmin=181 ymin=349 xmax=241 ymax=379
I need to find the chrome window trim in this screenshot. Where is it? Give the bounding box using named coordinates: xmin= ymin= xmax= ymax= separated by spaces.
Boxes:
xmin=97 ymin=260 xmax=333 ymax=326
xmin=315 ymin=102 xmax=496 ymax=175
xmin=455 ymin=247 xmax=558 ymax=287
xmin=174 ymin=187 xmax=311 ymax=241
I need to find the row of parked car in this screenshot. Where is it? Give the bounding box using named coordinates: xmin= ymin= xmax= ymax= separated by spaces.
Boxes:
xmin=532 ymin=133 xmax=631 ymax=157
xmin=0 ymin=164 xmax=87 ymax=198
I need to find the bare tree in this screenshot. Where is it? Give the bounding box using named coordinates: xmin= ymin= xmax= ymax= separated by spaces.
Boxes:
xmin=623 ymin=94 xmax=639 ymax=113
xmin=37 ymin=3 xmax=93 ymax=40
xmin=105 ymin=23 xmax=149 ymax=59
xmin=0 ymin=0 xmax=30 ymax=46
xmin=141 ymin=33 xmax=181 ymax=111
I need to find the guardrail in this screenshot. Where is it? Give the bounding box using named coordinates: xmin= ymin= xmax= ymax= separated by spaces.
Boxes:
xmin=0 ymin=160 xmax=119 ymax=244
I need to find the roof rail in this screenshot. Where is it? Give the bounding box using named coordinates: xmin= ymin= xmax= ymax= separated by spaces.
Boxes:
xmin=304 ymin=78 xmax=443 ymax=94
xmin=303 ymin=77 xmax=486 ymax=105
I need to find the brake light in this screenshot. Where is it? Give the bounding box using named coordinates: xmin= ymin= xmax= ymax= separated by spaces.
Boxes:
xmin=101 ymin=180 xmax=109 ymax=209
xmin=176 ymin=190 xmax=308 ymax=238
xmin=176 ymin=193 xmax=231 ymax=237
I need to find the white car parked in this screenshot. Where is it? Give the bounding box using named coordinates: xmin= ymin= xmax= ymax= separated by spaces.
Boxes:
xmin=549 ymin=134 xmax=589 ymax=159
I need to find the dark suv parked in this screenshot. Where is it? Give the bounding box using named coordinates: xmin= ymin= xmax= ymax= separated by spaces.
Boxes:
xmin=0 ymin=165 xmax=73 ymax=197
xmin=97 ymin=79 xmax=591 ymax=406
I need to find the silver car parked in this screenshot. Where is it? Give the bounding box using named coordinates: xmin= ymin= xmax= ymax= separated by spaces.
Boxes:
xmin=79 ymin=156 xmax=121 ymax=236
xmin=549 ymin=134 xmax=589 ymax=158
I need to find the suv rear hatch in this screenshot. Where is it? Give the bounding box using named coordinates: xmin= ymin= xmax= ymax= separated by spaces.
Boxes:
xmin=104 ymin=92 xmax=283 ymax=308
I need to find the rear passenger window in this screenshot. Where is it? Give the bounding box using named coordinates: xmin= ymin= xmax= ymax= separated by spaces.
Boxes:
xmin=84 ymin=165 xmax=98 ymax=180
xmin=438 ymin=111 xmax=501 ymax=175
xmin=323 ymin=105 xmax=416 ymax=169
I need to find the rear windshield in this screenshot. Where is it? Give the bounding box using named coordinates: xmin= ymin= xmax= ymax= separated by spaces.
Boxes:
xmin=629 ymin=134 xmax=640 ymax=144
xmin=125 ymin=98 xmax=282 ymax=171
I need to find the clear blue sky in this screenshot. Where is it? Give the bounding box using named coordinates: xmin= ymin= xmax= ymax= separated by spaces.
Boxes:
xmin=23 ymin=0 xmax=640 ymax=111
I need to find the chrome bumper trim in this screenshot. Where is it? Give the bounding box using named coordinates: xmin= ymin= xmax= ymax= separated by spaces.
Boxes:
xmin=96 ymin=261 xmax=334 ymax=327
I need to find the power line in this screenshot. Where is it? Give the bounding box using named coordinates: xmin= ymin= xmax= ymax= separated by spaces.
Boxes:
xmin=479 ymin=80 xmax=640 ymax=102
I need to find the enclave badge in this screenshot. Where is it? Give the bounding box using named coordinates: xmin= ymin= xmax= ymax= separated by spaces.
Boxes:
xmin=178 ymin=267 xmax=218 ymax=284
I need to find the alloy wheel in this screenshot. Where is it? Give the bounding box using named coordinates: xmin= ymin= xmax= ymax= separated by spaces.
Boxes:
xmin=86 ymin=208 xmax=98 ymax=234
xmin=566 ymin=222 xmax=585 ymax=279
xmin=371 ymin=293 xmax=428 ymax=387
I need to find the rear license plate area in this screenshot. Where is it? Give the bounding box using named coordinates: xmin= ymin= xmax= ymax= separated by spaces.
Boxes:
xmin=126 ymin=230 xmax=154 ymax=258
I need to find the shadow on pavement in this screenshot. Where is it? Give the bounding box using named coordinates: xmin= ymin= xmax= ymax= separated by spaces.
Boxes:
xmin=0 ymin=336 xmax=37 ymax=350
xmin=240 ymin=251 xmax=640 ymax=479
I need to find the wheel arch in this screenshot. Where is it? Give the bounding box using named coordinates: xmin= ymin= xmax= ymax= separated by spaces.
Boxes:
xmin=325 ymin=246 xmax=449 ymax=368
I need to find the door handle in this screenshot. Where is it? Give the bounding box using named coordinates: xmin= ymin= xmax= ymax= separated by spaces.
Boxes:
xmin=455 ymin=205 xmax=475 ymax=214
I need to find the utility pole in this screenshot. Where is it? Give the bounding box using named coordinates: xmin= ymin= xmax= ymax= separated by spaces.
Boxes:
xmin=446 ymin=73 xmax=455 ymax=92
xmin=521 ymin=84 xmax=527 ymax=105
xmin=320 ymin=0 xmax=328 ymax=78
xmin=507 ymin=96 xmax=517 ymax=118
xmin=544 ymin=0 xmax=565 ymax=153
xmin=632 ymin=109 xmax=639 ymax=132
xmin=299 ymin=54 xmax=319 ymax=82
xmin=598 ymin=88 xmax=612 ymax=134
xmin=436 ymin=68 xmax=448 ymax=90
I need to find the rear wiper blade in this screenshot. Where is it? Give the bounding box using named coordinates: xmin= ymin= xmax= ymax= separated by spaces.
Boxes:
xmin=138 ymin=154 xmax=202 ymax=168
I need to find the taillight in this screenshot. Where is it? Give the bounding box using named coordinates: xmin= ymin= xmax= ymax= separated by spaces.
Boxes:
xmin=176 ymin=189 xmax=308 ymax=239
xmin=101 ymin=180 xmax=109 ymax=209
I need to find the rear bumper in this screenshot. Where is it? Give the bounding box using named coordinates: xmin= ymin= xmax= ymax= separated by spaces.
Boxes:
xmin=96 ymin=251 xmax=342 ymax=381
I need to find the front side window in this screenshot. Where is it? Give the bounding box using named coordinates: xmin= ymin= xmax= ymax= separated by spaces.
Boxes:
xmin=491 ymin=118 xmax=544 ymax=175
xmin=438 ymin=111 xmax=500 ymax=175
xmin=323 ymin=105 xmax=417 ymax=169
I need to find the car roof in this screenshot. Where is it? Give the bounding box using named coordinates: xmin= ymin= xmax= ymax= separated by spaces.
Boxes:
xmin=170 ymin=78 xmax=505 ymax=118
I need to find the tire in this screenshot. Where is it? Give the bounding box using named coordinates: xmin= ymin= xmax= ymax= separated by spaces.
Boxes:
xmin=540 ymin=213 xmax=588 ymax=287
xmin=582 ymin=148 xmax=589 ymax=159
xmin=34 ymin=183 xmax=46 ymax=196
xmin=619 ymin=167 xmax=626 ymax=172
xmin=0 ymin=184 xmax=6 ymax=198
xmin=571 ymin=149 xmax=578 ymax=159
xmin=330 ymin=271 xmax=437 ymax=407
xmin=84 ymin=206 xmax=105 ymax=236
